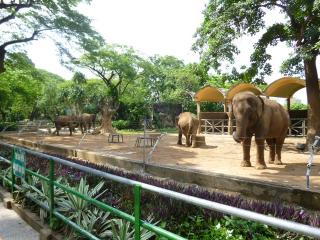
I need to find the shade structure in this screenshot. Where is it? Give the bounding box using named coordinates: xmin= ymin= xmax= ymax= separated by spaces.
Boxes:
xmin=264 ymin=77 xmax=305 ymax=98
xmin=194 ymin=85 xmax=225 ymax=102
xmin=225 ymin=83 xmax=262 ymax=101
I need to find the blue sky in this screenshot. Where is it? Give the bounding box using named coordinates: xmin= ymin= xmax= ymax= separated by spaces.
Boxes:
xmin=26 ymin=0 xmax=312 ymax=103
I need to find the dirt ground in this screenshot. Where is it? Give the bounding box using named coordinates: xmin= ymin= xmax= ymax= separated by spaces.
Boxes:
xmin=2 ymin=131 xmax=320 ymax=190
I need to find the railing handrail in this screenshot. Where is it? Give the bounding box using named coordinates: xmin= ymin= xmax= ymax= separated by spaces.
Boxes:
xmin=0 ymin=140 xmax=320 ymax=238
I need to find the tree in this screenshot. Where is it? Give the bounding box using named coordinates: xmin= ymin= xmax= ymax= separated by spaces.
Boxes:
xmin=194 ymin=0 xmax=320 ymax=144
xmin=141 ymin=56 xmax=208 ymax=107
xmin=0 ymin=0 xmax=101 ymax=74
xmin=0 ymin=52 xmax=64 ymax=121
xmin=76 ymin=45 xmax=143 ymax=133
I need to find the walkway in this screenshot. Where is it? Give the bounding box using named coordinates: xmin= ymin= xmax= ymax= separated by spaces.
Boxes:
xmin=0 ymin=201 xmax=39 ymax=240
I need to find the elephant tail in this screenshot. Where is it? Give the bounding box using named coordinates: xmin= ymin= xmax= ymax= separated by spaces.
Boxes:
xmin=188 ymin=119 xmax=194 ymax=137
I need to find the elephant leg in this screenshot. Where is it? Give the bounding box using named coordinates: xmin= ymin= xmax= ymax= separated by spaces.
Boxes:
xmin=275 ymin=137 xmax=285 ymax=165
xmin=69 ymin=127 xmax=72 ymax=136
xmin=241 ymin=137 xmax=252 ymax=167
xmin=255 ymin=137 xmax=267 ymax=169
xmin=186 ymin=125 xmax=194 ymax=147
xmin=186 ymin=133 xmax=191 ymax=147
xmin=266 ymin=138 xmax=275 ymax=164
xmin=191 ymin=129 xmax=197 ymax=148
xmin=177 ymin=128 xmax=182 ymax=145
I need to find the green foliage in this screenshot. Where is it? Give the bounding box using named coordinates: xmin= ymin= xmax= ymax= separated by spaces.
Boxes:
xmin=201 ymin=102 xmax=224 ymax=112
xmin=112 ymin=120 xmax=130 ymax=130
xmin=76 ymin=44 xmax=143 ymax=109
xmin=0 ymin=53 xmax=51 ymax=121
xmin=139 ymin=55 xmax=207 ymax=110
xmin=57 ymin=178 xmax=105 ymax=225
xmin=174 ymin=215 xmax=276 ymax=240
xmin=110 ymin=216 xmax=156 ymax=240
xmin=80 ymin=208 xmax=112 ymax=239
xmin=0 ymin=122 xmax=18 ymax=131
xmin=290 ymin=102 xmax=308 ymax=110
xmin=194 ymin=0 xmax=320 ymax=82
xmin=0 ymin=0 xmax=102 ymax=73
xmin=0 ymin=166 xmax=11 ymax=189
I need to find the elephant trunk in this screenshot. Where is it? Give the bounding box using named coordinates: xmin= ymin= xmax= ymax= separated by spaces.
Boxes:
xmin=233 ymin=119 xmax=248 ymax=143
xmin=233 ymin=131 xmax=241 ymax=143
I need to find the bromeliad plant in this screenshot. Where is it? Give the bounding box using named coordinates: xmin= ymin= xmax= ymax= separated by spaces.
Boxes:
xmin=110 ymin=215 xmax=156 ymax=240
xmin=57 ymin=178 xmax=156 ymax=239
xmin=0 ymin=166 xmax=11 ymax=188
xmin=80 ymin=208 xmax=112 ymax=239
xmin=57 ymin=178 xmax=105 ymax=225
xmin=18 ymin=174 xmax=66 ymax=222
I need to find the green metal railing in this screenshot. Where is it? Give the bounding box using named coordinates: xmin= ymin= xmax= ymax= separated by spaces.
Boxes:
xmin=0 ymin=146 xmax=185 ymax=240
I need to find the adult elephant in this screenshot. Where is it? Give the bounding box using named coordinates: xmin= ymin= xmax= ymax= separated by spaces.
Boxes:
xmin=232 ymin=92 xmax=289 ymax=169
xmin=177 ymin=112 xmax=200 ymax=148
xmin=80 ymin=113 xmax=96 ymax=133
xmin=54 ymin=115 xmax=81 ymax=136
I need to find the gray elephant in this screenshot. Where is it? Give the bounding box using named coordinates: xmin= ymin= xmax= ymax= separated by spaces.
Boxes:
xmin=80 ymin=113 xmax=96 ymax=133
xmin=232 ymin=92 xmax=289 ymax=169
xmin=177 ymin=112 xmax=200 ymax=148
xmin=54 ymin=115 xmax=81 ymax=136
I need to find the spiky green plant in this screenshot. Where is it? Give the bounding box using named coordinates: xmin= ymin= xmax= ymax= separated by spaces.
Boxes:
xmin=81 ymin=208 xmax=112 ymax=238
xmin=23 ymin=176 xmax=65 ymax=222
xmin=0 ymin=166 xmax=11 ymax=188
xmin=111 ymin=215 xmax=156 ymax=240
xmin=57 ymin=178 xmax=105 ymax=225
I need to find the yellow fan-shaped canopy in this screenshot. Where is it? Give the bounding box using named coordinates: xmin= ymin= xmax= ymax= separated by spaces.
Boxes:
xmin=194 ymin=85 xmax=225 ymax=102
xmin=225 ymin=83 xmax=262 ymax=101
xmin=264 ymin=77 xmax=305 ymax=98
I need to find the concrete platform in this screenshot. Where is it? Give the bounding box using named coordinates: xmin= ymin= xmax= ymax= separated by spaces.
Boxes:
xmin=0 ymin=200 xmax=39 ymax=240
xmin=0 ymin=132 xmax=319 ymax=210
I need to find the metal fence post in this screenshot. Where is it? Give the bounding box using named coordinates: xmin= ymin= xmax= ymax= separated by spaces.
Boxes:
xmin=11 ymin=149 xmax=15 ymax=194
xmin=49 ymin=159 xmax=55 ymax=228
xmin=134 ymin=184 xmax=141 ymax=240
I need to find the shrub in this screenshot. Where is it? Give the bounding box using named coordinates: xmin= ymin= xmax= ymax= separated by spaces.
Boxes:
xmin=0 ymin=122 xmax=18 ymax=131
xmin=290 ymin=102 xmax=308 ymax=110
xmin=112 ymin=120 xmax=130 ymax=130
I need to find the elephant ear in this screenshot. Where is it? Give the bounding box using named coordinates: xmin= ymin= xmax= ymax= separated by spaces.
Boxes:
xmin=246 ymin=95 xmax=264 ymax=119
xmin=256 ymin=96 xmax=265 ymax=118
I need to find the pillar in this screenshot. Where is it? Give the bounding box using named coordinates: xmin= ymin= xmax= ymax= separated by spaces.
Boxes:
xmin=228 ymin=102 xmax=233 ymax=135
xmin=287 ymin=97 xmax=291 ymax=111
xmin=196 ymin=102 xmax=201 ymax=119
xmin=224 ymin=100 xmax=228 ymax=112
xmin=196 ymin=102 xmax=201 ymax=134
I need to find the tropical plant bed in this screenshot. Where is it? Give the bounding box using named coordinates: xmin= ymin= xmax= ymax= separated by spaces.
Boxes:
xmin=0 ymin=144 xmax=318 ymax=239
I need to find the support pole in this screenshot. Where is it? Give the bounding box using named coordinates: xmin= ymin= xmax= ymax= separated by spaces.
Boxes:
xmin=49 ymin=159 xmax=55 ymax=228
xmin=224 ymin=100 xmax=228 ymax=112
xmin=287 ymin=97 xmax=291 ymax=111
xmin=196 ymin=102 xmax=201 ymax=134
xmin=134 ymin=184 xmax=141 ymax=240
xmin=228 ymin=102 xmax=233 ymax=135
xmin=196 ymin=102 xmax=201 ymax=119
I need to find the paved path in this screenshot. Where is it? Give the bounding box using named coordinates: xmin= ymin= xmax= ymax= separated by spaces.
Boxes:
xmin=0 ymin=201 xmax=39 ymax=240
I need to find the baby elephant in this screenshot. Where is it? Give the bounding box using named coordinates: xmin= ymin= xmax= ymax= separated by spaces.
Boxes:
xmin=232 ymin=92 xmax=289 ymax=169
xmin=177 ymin=112 xmax=200 ymax=148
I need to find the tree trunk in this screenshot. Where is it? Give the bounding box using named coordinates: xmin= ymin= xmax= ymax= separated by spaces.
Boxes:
xmin=0 ymin=47 xmax=6 ymax=74
xmin=304 ymin=56 xmax=320 ymax=145
xmin=100 ymin=105 xmax=116 ymax=134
